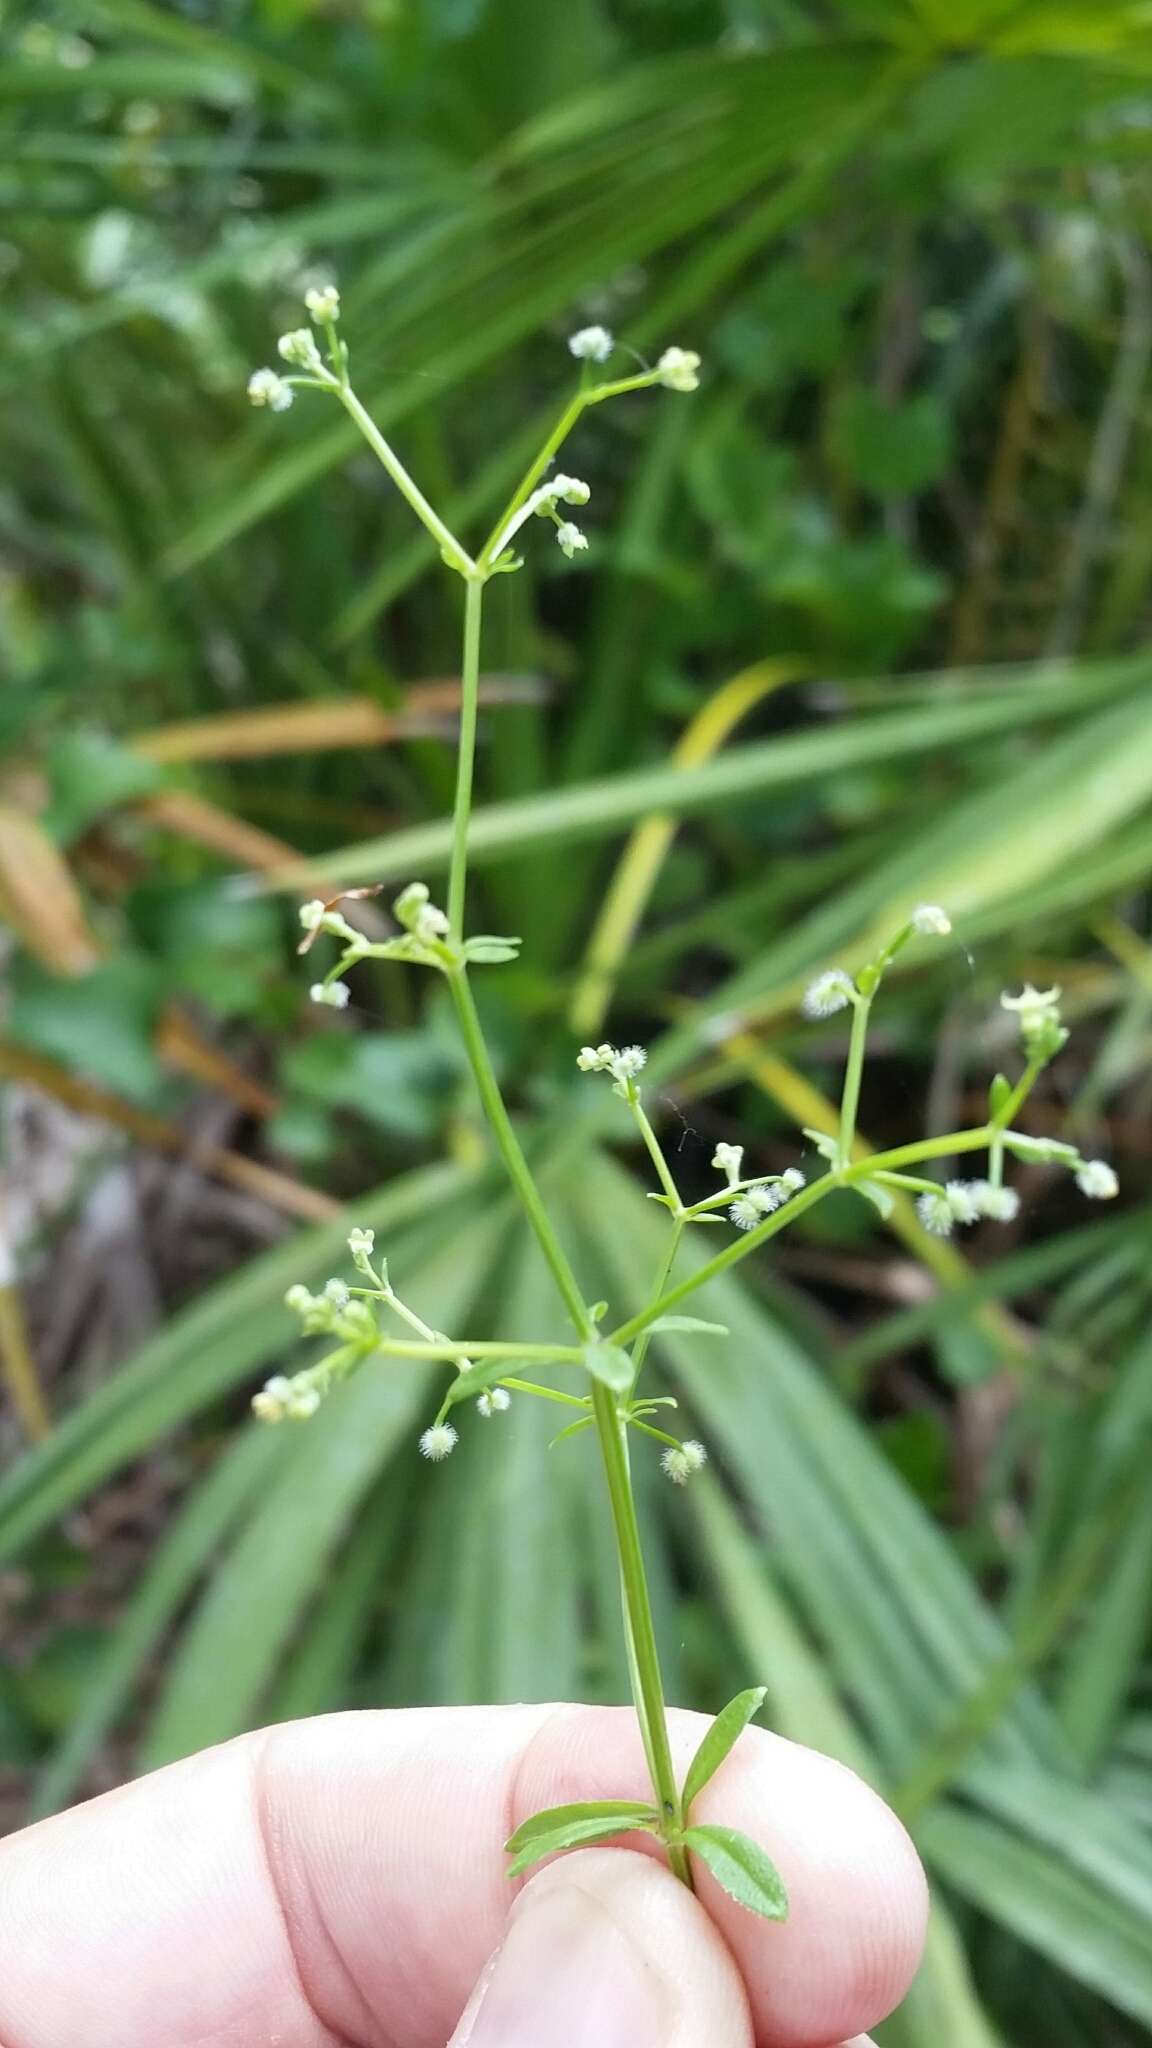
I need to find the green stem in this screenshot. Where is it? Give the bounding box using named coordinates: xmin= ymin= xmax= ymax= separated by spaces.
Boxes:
xmin=837 ymin=995 xmax=871 ymax=1167
xmin=448 ymin=574 xmax=485 ymax=938
xmin=477 ymin=371 xmax=663 ymax=571
xmin=449 ymin=970 xmax=592 ymax=1336
xmin=591 ymin=1378 xmax=691 ymax=1883
xmin=336 ymin=384 xmax=474 ymax=577
xmin=628 ymin=1217 xmax=683 ymax=1394
xmin=626 ymin=1085 xmax=683 ymax=1210
xmin=451 ymin=966 xmax=688 ymax=1873
xmin=374 ymin=1338 xmax=584 ymax=1364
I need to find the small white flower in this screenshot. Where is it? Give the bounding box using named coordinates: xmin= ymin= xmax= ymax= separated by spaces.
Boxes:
xmin=247 ymin=367 xmax=293 ymax=412
xmin=420 ymin=1423 xmax=458 ymax=1462
xmin=551 ymin=474 xmax=591 ymax=506
xmin=413 ymin=904 xmax=450 ymax=943
xmin=916 ymin=1189 xmax=955 ymax=1237
xmin=780 ymin=1167 xmax=806 ymax=1196
xmin=657 ymin=346 xmax=701 ymax=393
xmin=1077 ymin=1159 xmax=1118 ymax=1200
xmin=305 ymin=283 xmax=340 ymax=323
xmin=299 ymin=899 xmax=326 ymax=932
xmin=348 ymin=1227 xmax=375 ymax=1261
xmin=577 ymin=1043 xmax=615 ymax=1072
xmin=284 ymin=1284 xmax=315 ymax=1316
xmin=1001 ymin=983 xmax=1061 ymax=1021
xmin=323 ymin=1278 xmax=350 ymax=1309
xmin=277 ymin=326 xmax=322 ymax=370
xmin=477 ymin=1387 xmax=511 ymax=1417
xmin=912 ymin=904 xmax=951 ymax=936
xmin=286 ymin=1385 xmax=321 ymax=1420
xmin=711 ymin=1142 xmax=744 ymax=1187
xmin=802 ymin=970 xmax=856 ymax=1019
xmin=730 ymin=1195 xmax=763 ymax=1231
xmin=252 ymin=1374 xmax=293 ymax=1422
xmin=969 ymin=1181 xmax=1021 ymax=1222
xmin=749 ymin=1183 xmax=783 ymax=1217
xmin=310 ymin=980 xmax=350 ymax=1008
xmin=610 ymin=1045 xmax=647 ymax=1083
xmin=661 ymin=1446 xmax=692 ymax=1485
xmin=681 ymin=1440 xmax=707 ymax=1472
xmin=568 ymin=325 xmax=614 ymax=363
xmin=556 ymin=521 xmax=588 ymax=559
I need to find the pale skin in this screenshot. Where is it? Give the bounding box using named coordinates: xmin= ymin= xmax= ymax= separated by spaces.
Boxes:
xmin=0 ymin=1703 xmax=927 ymax=2048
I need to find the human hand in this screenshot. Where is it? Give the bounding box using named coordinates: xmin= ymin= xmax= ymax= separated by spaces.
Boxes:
xmin=0 ymin=1703 xmax=926 ymax=2046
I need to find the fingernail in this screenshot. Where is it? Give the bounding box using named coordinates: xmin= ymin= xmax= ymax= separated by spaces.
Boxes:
xmin=453 ymin=1869 xmax=668 ymax=2047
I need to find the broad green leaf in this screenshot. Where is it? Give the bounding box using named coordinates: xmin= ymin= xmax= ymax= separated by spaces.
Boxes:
xmin=507 ymin=1812 xmax=660 ymax=1878
xmin=506 ymin=1799 xmax=660 ymax=1853
xmin=681 ymin=1824 xmax=788 ymax=1920
xmin=648 ymin=1315 xmax=729 ymax=1338
xmin=582 ymin=1341 xmax=633 ymax=1392
xmin=681 ymin=1686 xmax=768 ymax=1812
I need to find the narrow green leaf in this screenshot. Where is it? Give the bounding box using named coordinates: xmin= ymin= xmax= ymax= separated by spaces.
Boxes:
xmin=681 ymin=1687 xmax=768 ymax=1812
xmin=507 ymin=1812 xmax=660 ymax=1878
xmin=462 ymin=935 xmax=522 ymax=964
xmin=582 ymin=1341 xmax=633 ymax=1392
xmin=506 ymin=1799 xmax=660 ymax=1853
xmin=681 ymin=1824 xmax=789 ymax=1920
xmin=443 ymin=1357 xmax=517 ymax=1407
xmin=549 ymin=1417 xmax=595 ymax=1447
xmin=648 ymin=1315 xmax=729 ymax=1338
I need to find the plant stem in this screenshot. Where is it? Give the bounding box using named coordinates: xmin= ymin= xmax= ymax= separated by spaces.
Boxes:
xmin=837 ymin=995 xmax=872 ymax=1167
xmin=628 ymin=1218 xmax=683 ymax=1394
xmin=448 ymin=970 xmax=592 ymax=1338
xmin=448 ymin=574 xmax=485 ymax=938
xmin=373 ymin=1338 xmax=584 ymax=1364
xmin=450 ymin=967 xmax=688 ymax=1873
xmin=590 ymin=1377 xmax=691 ymax=1883
xmin=625 ymin=1085 xmax=683 ymax=1210
xmin=335 ymin=385 xmax=474 ymax=577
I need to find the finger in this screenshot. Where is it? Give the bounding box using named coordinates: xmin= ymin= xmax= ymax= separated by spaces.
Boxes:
xmin=0 ymin=1704 xmax=926 ymax=2048
xmin=446 ymin=1847 xmax=753 ymax=2048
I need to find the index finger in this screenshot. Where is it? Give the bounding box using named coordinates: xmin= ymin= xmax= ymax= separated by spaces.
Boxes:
xmin=0 ymin=1704 xmax=926 ymax=2048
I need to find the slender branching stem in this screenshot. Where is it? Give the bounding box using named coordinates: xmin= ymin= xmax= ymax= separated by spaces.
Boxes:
xmin=334 ymin=384 xmax=474 ymax=577
xmin=837 ymin=994 xmax=872 ymax=1166
xmin=449 ymin=574 xmax=485 ymax=938
xmin=609 ymin=1127 xmax=996 ymax=1347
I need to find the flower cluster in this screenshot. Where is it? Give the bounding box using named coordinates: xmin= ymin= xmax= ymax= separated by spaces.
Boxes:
xmin=577 ymin=1041 xmax=648 ymax=1088
xmin=247 ymin=279 xmax=342 ymax=415
xmin=729 ymin=1169 xmax=805 ymax=1233
xmin=1001 ymin=983 xmax=1069 ymax=1062
xmin=569 ymin=324 xmax=614 ymax=363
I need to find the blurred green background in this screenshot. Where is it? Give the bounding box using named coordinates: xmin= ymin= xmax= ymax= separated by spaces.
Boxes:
xmin=3 ymin=1 xmax=1152 ymax=2040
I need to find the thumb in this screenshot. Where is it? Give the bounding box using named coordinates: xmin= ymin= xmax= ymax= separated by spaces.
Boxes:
xmin=447 ymin=1846 xmax=753 ymax=2048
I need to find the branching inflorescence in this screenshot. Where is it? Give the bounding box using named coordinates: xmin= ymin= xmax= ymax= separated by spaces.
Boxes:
xmin=244 ymin=285 xmax=1117 ymax=1918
